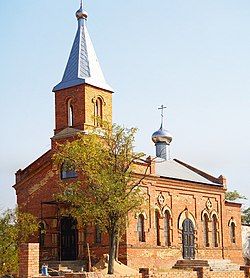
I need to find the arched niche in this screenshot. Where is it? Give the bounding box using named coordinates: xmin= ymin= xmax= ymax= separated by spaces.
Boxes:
xmin=178 ymin=209 xmax=197 ymax=230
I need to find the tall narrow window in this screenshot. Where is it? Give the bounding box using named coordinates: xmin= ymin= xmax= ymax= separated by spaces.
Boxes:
xmin=230 ymin=222 xmax=236 ymax=243
xmin=138 ymin=214 xmax=145 ymax=242
xmin=212 ymin=215 xmax=218 ymax=247
xmin=164 ymin=211 xmax=171 ymax=246
xmin=95 ymin=97 xmax=103 ymax=126
xmin=95 ymin=225 xmax=102 ymax=244
xmin=155 ymin=210 xmax=161 ymax=246
xmin=203 ymin=214 xmax=209 ymax=247
xmin=68 ymin=99 xmax=73 ymax=127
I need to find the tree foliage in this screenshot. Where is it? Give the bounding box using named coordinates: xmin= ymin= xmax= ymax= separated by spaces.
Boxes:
xmin=225 ymin=190 xmax=250 ymax=225
xmin=225 ymin=190 xmax=246 ymax=201
xmin=54 ymin=123 xmax=150 ymax=274
xmin=242 ymin=207 xmax=250 ymax=225
xmin=0 ymin=209 xmax=38 ymax=276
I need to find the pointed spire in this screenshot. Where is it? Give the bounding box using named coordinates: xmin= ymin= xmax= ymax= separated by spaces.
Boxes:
xmin=53 ymin=3 xmax=113 ymax=92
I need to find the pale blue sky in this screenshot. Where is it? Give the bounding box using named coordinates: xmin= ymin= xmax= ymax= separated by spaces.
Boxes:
xmin=0 ymin=1 xmax=250 ymax=209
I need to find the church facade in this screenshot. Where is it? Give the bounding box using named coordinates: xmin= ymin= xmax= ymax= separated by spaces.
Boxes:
xmin=14 ymin=3 xmax=243 ymax=271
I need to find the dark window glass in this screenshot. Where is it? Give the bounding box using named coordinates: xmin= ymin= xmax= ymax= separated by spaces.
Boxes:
xmin=138 ymin=214 xmax=145 ymax=242
xmin=203 ymin=214 xmax=209 ymax=247
xmin=212 ymin=215 xmax=218 ymax=247
xmin=164 ymin=211 xmax=171 ymax=246
xmin=230 ymin=222 xmax=236 ymax=243
xmin=61 ymin=162 xmax=77 ymax=179
xmin=155 ymin=210 xmax=161 ymax=246
xmin=95 ymin=98 xmax=103 ymax=126
xmin=95 ymin=225 xmax=102 ymax=244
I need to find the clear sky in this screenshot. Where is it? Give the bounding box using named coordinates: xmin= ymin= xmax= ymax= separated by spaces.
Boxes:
xmin=0 ymin=0 xmax=250 ymax=209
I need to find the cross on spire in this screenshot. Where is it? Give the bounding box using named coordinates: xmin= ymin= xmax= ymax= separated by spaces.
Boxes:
xmin=158 ymin=105 xmax=167 ymax=128
xmin=80 ymin=0 xmax=83 ymax=9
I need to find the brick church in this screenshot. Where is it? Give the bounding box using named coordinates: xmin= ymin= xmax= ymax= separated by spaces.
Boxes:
xmin=14 ymin=2 xmax=243 ymax=271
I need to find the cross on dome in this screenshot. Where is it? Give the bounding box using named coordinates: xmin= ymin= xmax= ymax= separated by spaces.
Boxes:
xmin=158 ymin=105 xmax=167 ymax=128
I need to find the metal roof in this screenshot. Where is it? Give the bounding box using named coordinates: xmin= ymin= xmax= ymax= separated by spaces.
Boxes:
xmin=53 ymin=12 xmax=113 ymax=92
xmin=155 ymin=159 xmax=222 ymax=186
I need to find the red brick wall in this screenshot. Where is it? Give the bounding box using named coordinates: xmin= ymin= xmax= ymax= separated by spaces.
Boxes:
xmin=54 ymin=84 xmax=112 ymax=134
xmin=14 ymin=158 xmax=243 ymax=268
xmin=19 ymin=243 xmax=39 ymax=278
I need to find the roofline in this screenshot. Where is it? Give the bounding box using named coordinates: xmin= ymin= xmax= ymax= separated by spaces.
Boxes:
xmin=157 ymin=175 xmax=224 ymax=188
xmin=174 ymin=158 xmax=224 ymax=185
xmin=225 ymin=200 xmax=242 ymax=207
xmin=53 ymin=81 xmax=114 ymax=94
xmin=13 ymin=149 xmax=52 ymax=188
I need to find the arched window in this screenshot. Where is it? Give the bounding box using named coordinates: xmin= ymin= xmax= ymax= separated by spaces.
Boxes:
xmin=230 ymin=222 xmax=236 ymax=244
xmin=95 ymin=97 xmax=103 ymax=126
xmin=95 ymin=225 xmax=102 ymax=244
xmin=203 ymin=214 xmax=209 ymax=247
xmin=39 ymin=222 xmax=46 ymax=247
xmin=67 ymin=99 xmax=73 ymax=127
xmin=155 ymin=210 xmax=161 ymax=246
xmin=164 ymin=210 xmax=171 ymax=247
xmin=137 ymin=214 xmax=145 ymax=242
xmin=61 ymin=162 xmax=77 ymax=179
xmin=212 ymin=214 xmax=218 ymax=247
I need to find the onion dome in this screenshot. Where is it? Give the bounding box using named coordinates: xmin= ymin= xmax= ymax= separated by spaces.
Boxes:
xmin=76 ymin=8 xmax=88 ymax=20
xmin=152 ymin=125 xmax=173 ymax=145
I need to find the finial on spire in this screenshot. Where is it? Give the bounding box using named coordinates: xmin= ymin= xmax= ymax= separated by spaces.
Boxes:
xmin=76 ymin=0 xmax=88 ymax=20
xmin=158 ymin=105 xmax=167 ymax=129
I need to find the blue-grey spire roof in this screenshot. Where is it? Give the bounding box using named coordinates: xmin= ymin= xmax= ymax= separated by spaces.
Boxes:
xmin=53 ymin=4 xmax=113 ymax=92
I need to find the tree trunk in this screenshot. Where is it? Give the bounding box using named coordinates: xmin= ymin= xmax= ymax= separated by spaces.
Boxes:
xmin=108 ymin=225 xmax=118 ymax=274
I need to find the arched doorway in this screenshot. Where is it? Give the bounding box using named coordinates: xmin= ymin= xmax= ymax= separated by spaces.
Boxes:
xmin=182 ymin=218 xmax=195 ymax=259
xmin=60 ymin=217 xmax=78 ymax=261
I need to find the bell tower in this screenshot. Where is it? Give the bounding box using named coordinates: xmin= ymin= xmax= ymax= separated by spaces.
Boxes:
xmin=52 ymin=1 xmax=113 ymax=135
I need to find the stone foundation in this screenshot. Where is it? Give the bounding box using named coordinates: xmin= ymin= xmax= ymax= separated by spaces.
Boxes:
xmin=32 ymin=267 xmax=250 ymax=278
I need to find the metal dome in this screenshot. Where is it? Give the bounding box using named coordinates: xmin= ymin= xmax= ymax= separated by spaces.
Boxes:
xmin=152 ymin=126 xmax=173 ymax=145
xmin=76 ymin=8 xmax=88 ymax=20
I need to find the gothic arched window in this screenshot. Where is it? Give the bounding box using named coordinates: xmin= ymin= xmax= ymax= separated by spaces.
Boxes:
xmin=203 ymin=214 xmax=209 ymax=247
xmin=61 ymin=162 xmax=77 ymax=180
xmin=212 ymin=214 xmax=218 ymax=247
xmin=137 ymin=214 xmax=145 ymax=242
xmin=164 ymin=210 xmax=171 ymax=247
xmin=155 ymin=210 xmax=161 ymax=246
xmin=230 ymin=222 xmax=236 ymax=244
xmin=95 ymin=97 xmax=103 ymax=126
xmin=67 ymin=99 xmax=73 ymax=127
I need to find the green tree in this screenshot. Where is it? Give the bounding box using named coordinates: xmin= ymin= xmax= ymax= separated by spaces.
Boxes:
xmin=225 ymin=190 xmax=250 ymax=224
xmin=242 ymin=208 xmax=250 ymax=224
xmin=0 ymin=209 xmax=38 ymax=276
xmin=54 ymin=123 xmax=150 ymax=274
xmin=225 ymin=190 xmax=246 ymax=201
